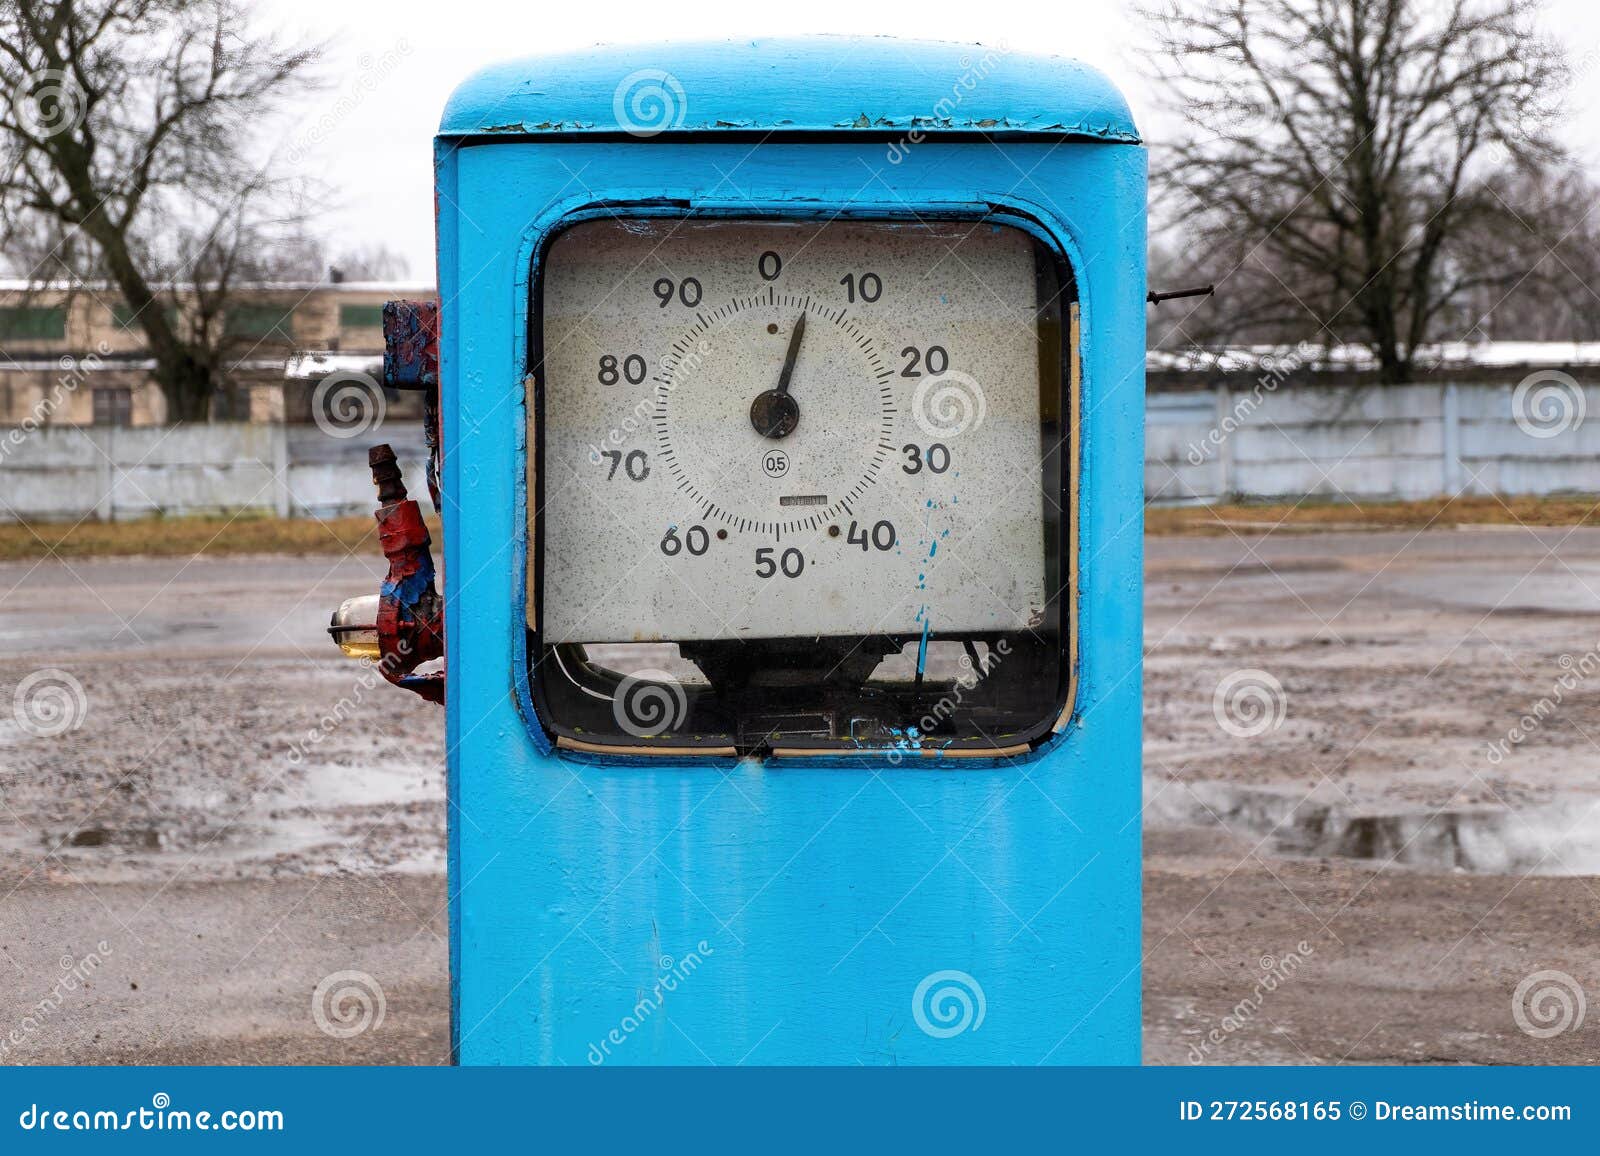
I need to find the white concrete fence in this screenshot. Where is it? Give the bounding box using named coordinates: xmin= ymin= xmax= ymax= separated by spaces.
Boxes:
xmin=0 ymin=377 xmax=1595 ymax=521
xmin=0 ymin=422 xmax=429 ymax=522
xmin=1147 ymin=378 xmax=1600 ymax=505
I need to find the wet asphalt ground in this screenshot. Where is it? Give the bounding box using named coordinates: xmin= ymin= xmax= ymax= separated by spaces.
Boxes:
xmin=3 ymin=528 xmax=1600 ymax=1064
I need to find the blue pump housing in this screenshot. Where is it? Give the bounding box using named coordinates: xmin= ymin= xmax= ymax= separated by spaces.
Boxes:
xmin=435 ymin=36 xmax=1146 ymax=1065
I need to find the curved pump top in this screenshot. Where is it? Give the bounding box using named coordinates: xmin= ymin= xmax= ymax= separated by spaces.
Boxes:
xmin=437 ymin=37 xmax=1141 ymax=143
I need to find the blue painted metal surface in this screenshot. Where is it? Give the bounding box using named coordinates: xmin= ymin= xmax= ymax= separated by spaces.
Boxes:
xmin=436 ymin=38 xmax=1147 ymax=1065
xmin=440 ymin=37 xmax=1139 ymax=141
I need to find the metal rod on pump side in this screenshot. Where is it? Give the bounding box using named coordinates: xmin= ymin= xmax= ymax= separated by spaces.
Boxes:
xmin=1146 ymin=284 xmax=1215 ymax=305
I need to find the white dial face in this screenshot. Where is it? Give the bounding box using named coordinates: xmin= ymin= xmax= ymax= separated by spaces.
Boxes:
xmin=536 ymin=218 xmax=1062 ymax=645
xmin=657 ymin=292 xmax=896 ymax=536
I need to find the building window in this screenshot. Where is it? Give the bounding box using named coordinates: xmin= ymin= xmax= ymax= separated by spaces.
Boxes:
xmin=0 ymin=305 xmax=68 ymax=341
xmin=225 ymin=305 xmax=295 ymax=341
xmin=112 ymin=301 xmax=179 ymax=332
xmin=339 ymin=303 xmax=385 ymax=330
xmin=92 ymin=388 xmax=133 ymax=427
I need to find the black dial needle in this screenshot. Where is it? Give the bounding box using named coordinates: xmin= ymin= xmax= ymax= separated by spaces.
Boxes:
xmin=750 ymin=314 xmax=805 ymax=439
xmin=774 ymin=312 xmax=805 ymax=395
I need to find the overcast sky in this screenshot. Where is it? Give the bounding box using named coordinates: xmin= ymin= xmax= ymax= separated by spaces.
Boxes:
xmin=259 ymin=0 xmax=1600 ymax=281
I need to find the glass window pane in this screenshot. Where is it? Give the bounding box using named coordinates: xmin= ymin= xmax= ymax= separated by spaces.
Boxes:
xmin=527 ymin=217 xmax=1075 ymax=759
xmin=339 ymin=304 xmax=385 ymax=330
xmin=0 ymin=305 xmax=67 ymax=340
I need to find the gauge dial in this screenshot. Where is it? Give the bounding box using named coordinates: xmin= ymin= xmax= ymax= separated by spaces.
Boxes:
xmin=654 ymin=293 xmax=895 ymax=536
xmin=537 ymin=217 xmax=1062 ymax=645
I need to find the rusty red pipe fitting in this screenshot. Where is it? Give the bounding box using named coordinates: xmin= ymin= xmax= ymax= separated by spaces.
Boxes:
xmin=370 ymin=443 xmax=444 ymax=704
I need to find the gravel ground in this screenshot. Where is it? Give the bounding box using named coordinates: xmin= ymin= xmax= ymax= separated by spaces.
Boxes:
xmin=2 ymin=528 xmax=1598 ymax=1064
xmin=1142 ymin=526 xmax=1600 ymax=1065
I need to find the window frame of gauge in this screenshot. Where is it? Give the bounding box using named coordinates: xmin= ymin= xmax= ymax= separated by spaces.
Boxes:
xmin=517 ymin=202 xmax=1083 ymax=765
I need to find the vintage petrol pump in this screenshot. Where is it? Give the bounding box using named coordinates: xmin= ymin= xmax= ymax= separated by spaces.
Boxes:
xmin=333 ymin=38 xmax=1147 ymax=1064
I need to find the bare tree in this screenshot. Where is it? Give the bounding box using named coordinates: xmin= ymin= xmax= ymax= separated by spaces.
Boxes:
xmin=1456 ymin=165 xmax=1600 ymax=342
xmin=328 ymin=242 xmax=412 ymax=283
xmin=0 ymin=0 xmax=321 ymax=420
xmin=1141 ymin=0 xmax=1570 ymax=382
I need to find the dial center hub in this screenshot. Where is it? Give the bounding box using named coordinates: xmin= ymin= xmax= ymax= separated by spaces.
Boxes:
xmin=749 ymin=389 xmax=799 ymax=439
xmin=654 ymin=295 xmax=894 ymax=535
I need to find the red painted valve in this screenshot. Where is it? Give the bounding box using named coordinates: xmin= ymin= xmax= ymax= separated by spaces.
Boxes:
xmin=327 ymin=445 xmax=444 ymax=704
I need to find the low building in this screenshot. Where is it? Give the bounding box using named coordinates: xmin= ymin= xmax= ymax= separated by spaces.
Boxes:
xmin=0 ymin=279 xmax=434 ymax=427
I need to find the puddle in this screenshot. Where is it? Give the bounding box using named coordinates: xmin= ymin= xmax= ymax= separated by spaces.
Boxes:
xmin=67 ymin=826 xmax=162 ymax=850
xmin=0 ymin=756 xmax=444 ymax=881
xmin=8 ymin=814 xmax=443 ymax=880
xmin=292 ymin=759 xmax=437 ymax=809
xmin=1148 ymin=781 xmax=1600 ymax=875
xmin=26 ymin=815 xmax=337 ymax=858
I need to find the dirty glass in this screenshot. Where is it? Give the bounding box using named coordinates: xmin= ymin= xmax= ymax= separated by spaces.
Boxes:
xmin=527 ymin=217 xmax=1074 ymax=758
